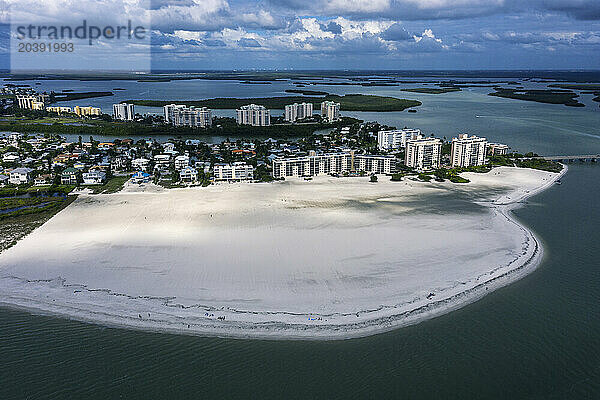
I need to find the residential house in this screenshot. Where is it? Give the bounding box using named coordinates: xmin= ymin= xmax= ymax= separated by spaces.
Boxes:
xmin=131 ymin=171 xmax=151 ymax=184
xmin=153 ymin=154 xmax=171 ymax=170
xmin=9 ymin=167 xmax=33 ymax=185
xmin=174 ymin=155 xmax=190 ymax=170
xmin=61 ymin=167 xmax=80 ymax=185
xmin=34 ymin=174 xmax=53 ymax=186
xmin=179 ymin=166 xmax=198 ymax=183
xmin=132 ymin=158 xmax=150 ymax=171
xmin=82 ymin=171 xmax=107 ymax=185
xmin=3 ymin=153 xmax=20 ymax=163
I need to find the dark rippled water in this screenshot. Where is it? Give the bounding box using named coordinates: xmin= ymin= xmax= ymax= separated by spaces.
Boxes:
xmin=1 ymin=164 xmax=598 ymax=399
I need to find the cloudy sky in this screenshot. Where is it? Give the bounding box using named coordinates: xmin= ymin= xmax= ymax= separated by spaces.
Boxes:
xmin=2 ymin=0 xmax=600 ymax=70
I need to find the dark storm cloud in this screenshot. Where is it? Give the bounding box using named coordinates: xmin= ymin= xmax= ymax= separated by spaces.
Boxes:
xmin=540 ymin=0 xmax=600 ymax=20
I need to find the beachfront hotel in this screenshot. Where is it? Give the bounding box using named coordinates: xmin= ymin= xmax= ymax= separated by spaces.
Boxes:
xmin=163 ymin=104 xmax=212 ymax=128
xmin=112 ymin=103 xmax=135 ymax=121
xmin=236 ymin=104 xmax=270 ymax=126
xmin=450 ymin=134 xmax=488 ymax=168
xmin=377 ymin=129 xmax=422 ymax=151
xmin=405 ymin=137 xmax=443 ymax=170
xmin=321 ymin=101 xmax=340 ymax=122
xmin=285 ymin=103 xmax=313 ymax=122
xmin=272 ymin=151 xmax=395 ymax=178
xmin=213 ymin=162 xmax=255 ymax=181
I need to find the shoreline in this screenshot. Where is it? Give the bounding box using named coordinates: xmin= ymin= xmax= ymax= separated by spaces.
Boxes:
xmin=0 ymin=166 xmax=566 ymax=341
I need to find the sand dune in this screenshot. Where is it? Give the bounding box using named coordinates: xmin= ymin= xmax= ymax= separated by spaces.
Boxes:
xmin=0 ymin=166 xmax=564 ymax=339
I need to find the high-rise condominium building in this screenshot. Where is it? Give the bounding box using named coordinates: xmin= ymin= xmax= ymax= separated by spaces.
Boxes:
xmin=285 ymin=103 xmax=313 ymax=122
xmin=405 ymin=137 xmax=443 ymax=170
xmin=113 ymin=103 xmax=135 ymax=121
xmin=17 ymin=94 xmax=49 ymax=110
xmin=377 ymin=129 xmax=422 ymax=151
xmin=321 ymin=101 xmax=340 ymax=122
xmin=272 ymin=151 xmax=395 ymax=178
xmin=163 ymin=104 xmax=212 ymax=128
xmin=488 ymin=143 xmax=509 ymax=156
xmin=236 ymin=104 xmax=270 ymax=126
xmin=450 ymin=134 xmax=488 ymax=168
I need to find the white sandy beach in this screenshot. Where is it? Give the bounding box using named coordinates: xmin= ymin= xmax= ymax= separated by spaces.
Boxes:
xmin=0 ymin=166 xmax=565 ymax=339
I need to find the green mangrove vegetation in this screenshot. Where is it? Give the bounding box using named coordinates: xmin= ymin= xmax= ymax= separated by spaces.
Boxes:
xmin=125 ymin=94 xmax=422 ymax=112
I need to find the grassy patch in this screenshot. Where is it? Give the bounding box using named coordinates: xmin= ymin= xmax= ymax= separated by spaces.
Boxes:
xmin=0 ymin=196 xmax=63 ymax=211
xmin=86 ymin=175 xmax=130 ymax=194
xmin=448 ymin=175 xmax=470 ymax=183
xmin=515 ymin=158 xmax=564 ymax=173
xmin=0 ymin=185 xmax=75 ymax=197
xmin=0 ymin=195 xmax=76 ymax=253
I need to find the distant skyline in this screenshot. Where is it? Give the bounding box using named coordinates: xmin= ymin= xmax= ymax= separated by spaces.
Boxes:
xmin=2 ymin=0 xmax=600 ymax=71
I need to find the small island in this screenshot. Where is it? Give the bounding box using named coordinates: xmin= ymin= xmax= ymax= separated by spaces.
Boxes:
xmin=126 ymin=94 xmax=422 ymax=112
xmin=401 ymin=87 xmax=462 ymax=94
xmin=488 ymin=88 xmax=584 ymax=107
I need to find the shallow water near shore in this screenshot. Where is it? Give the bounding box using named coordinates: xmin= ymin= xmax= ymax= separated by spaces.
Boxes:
xmin=1 ymin=164 xmax=599 ymax=399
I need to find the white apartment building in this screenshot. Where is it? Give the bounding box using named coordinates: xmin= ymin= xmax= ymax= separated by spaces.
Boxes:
xmin=213 ymin=162 xmax=255 ymax=181
xmin=354 ymin=155 xmax=396 ymax=175
xmin=377 ymin=129 xmax=421 ymax=151
xmin=236 ymin=104 xmax=270 ymax=126
xmin=285 ymin=103 xmax=313 ymax=122
xmin=321 ymin=101 xmax=340 ymax=122
xmin=272 ymin=152 xmax=395 ymax=178
xmin=405 ymin=137 xmax=443 ymax=170
xmin=488 ymin=143 xmax=509 ymax=156
xmin=113 ymin=103 xmax=135 ymax=121
xmin=17 ymin=94 xmax=49 ymax=109
xmin=164 ymin=104 xmax=212 ymax=127
xmin=450 ymin=134 xmax=488 ymax=168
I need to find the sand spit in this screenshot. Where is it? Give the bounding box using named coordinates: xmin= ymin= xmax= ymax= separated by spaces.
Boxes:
xmin=0 ymin=166 xmax=565 ymax=339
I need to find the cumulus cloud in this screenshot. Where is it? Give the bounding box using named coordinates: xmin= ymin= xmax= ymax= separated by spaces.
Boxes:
xmin=4 ymin=0 xmax=600 ymax=68
xmin=320 ymin=21 xmax=342 ymax=34
xmin=381 ymin=23 xmax=412 ymax=41
xmin=411 ymin=29 xmax=447 ymax=51
xmin=269 ymin=0 xmax=506 ymax=20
